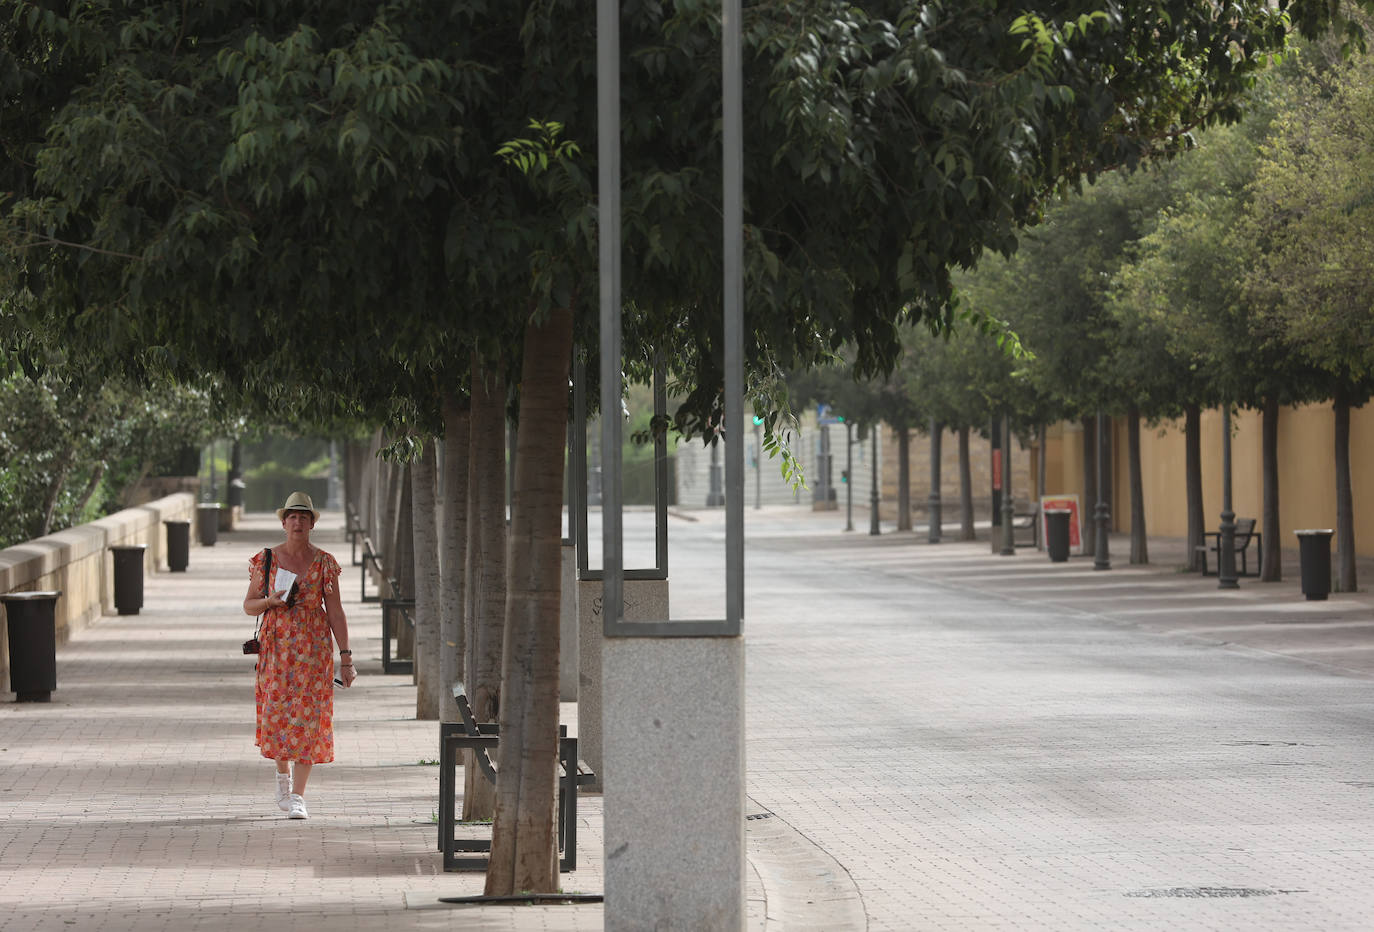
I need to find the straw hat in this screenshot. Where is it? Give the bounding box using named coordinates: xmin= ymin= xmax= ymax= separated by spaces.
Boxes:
xmin=276 ymin=491 xmax=320 ymax=522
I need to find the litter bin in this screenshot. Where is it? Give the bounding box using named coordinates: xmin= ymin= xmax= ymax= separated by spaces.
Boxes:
xmin=1045 ymin=509 xmax=1072 ymax=563
xmin=1296 ymin=529 xmax=1334 ymax=601
xmin=197 ymin=503 xmax=222 ymax=547
xmin=164 ymin=520 xmax=190 ymax=572
xmin=2 ymin=590 xmax=62 ymax=702
xmin=111 ymin=544 xmax=146 ymax=615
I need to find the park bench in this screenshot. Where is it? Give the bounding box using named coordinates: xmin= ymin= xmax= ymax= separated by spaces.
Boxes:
xmin=437 ymin=687 xmax=594 ymax=873
xmin=380 ymin=597 xmax=414 ymax=674
xmin=346 ymin=505 xmax=367 ymax=567
xmin=359 ymin=536 xmax=383 ymax=603
xmin=358 ymin=534 xmax=414 ymax=672
xmin=1197 ymin=517 xmax=1262 ymax=577
xmin=1012 ymin=504 xmax=1040 ymax=547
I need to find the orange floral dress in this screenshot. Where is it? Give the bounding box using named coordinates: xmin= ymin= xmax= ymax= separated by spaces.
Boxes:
xmin=251 ymin=548 xmax=341 ymax=764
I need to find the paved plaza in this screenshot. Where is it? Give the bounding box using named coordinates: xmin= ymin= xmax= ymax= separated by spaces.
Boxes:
xmin=4 ymin=506 xmax=1374 ymax=930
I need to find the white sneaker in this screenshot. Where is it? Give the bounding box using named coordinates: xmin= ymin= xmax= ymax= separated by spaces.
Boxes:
xmin=275 ymin=773 xmax=292 ymax=812
xmin=286 ymin=794 xmax=308 ymax=819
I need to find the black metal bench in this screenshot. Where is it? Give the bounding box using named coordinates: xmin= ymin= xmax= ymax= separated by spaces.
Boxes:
xmin=380 ymin=596 xmax=414 ymax=674
xmin=346 ymin=506 xmax=367 ymax=567
xmin=359 ymin=536 xmax=383 ymax=603
xmin=437 ymin=689 xmax=594 ymax=872
xmin=1012 ymin=505 xmax=1040 ymax=547
xmin=1197 ymin=517 xmax=1262 ymax=577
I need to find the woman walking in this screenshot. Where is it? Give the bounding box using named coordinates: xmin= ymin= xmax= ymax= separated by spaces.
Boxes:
xmin=243 ymin=491 xmax=355 ymax=819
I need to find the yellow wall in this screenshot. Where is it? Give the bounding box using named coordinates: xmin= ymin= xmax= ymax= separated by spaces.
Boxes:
xmin=1040 ymin=403 xmax=1374 ymax=556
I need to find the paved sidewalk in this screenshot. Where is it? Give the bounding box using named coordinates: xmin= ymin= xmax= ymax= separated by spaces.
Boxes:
xmin=6 ymin=505 xmax=1374 ymax=930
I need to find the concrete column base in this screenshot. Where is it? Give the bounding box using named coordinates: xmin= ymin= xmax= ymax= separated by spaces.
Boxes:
xmin=577 ymin=577 xmax=668 ymax=791
xmin=604 ymin=636 xmax=745 ymax=931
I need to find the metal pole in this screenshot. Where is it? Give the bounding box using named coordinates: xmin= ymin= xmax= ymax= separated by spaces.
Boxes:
xmin=845 ymin=422 xmax=854 ymax=532
xmin=928 ymin=417 xmax=941 ymax=544
xmin=753 ymin=421 xmax=761 ymax=510
xmin=1218 ymin=404 xmax=1239 ymax=589
xmin=1000 ymin=413 xmax=1015 ymax=556
xmin=707 ymin=442 xmax=724 ymax=507
xmin=597 ymin=0 xmax=623 ymax=623
xmin=1093 ymin=409 xmax=1112 ymax=570
xmin=869 ymin=426 xmax=880 ymax=536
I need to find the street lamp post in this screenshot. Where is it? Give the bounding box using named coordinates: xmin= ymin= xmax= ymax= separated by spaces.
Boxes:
xmin=753 ymin=420 xmax=761 ymax=510
xmin=1000 ymin=413 xmax=1015 ymax=556
xmin=1093 ymin=409 xmax=1111 ymax=571
xmin=928 ymin=416 xmax=941 ymax=544
xmin=869 ymin=426 xmax=880 ymax=536
xmin=1218 ymin=404 xmax=1239 ymax=589
xmin=845 ymin=421 xmax=854 ymax=532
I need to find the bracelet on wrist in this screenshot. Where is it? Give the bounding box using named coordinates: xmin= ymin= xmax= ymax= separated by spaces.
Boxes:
xmin=339 ymin=649 xmax=352 ymax=655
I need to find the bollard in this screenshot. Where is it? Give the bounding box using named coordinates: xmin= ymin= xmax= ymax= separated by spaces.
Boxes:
xmin=2 ymin=591 xmax=62 ymax=702
xmin=164 ymin=520 xmax=190 ymax=572
xmin=111 ymin=544 xmax=147 ymax=615
xmin=1295 ymin=529 xmax=1334 ymax=601
xmin=197 ymin=503 xmax=222 ymax=546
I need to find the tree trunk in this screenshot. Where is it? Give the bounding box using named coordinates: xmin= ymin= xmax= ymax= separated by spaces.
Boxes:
xmin=74 ymin=461 xmax=106 ymax=518
xmin=1081 ymin=414 xmax=1097 ymax=532
xmin=485 ymin=305 xmax=573 ymax=897
xmin=394 ymin=467 xmax=415 ymax=661
xmin=412 ymin=442 xmax=441 ymax=719
xmin=1260 ymin=396 xmax=1281 ymax=582
xmin=382 ymin=453 xmax=402 ymax=589
xmin=1128 ymin=406 xmax=1148 ymax=564
xmin=464 ymin=359 xmax=507 ymax=821
xmin=958 ymin=425 xmax=975 ymax=540
xmin=440 ymin=393 xmax=470 ymax=725
xmin=1184 ymin=404 xmax=1205 ymax=572
xmin=896 ymin=424 xmax=911 ymax=531
xmin=1038 ymin=424 xmax=1047 ymax=499
xmin=1335 ymin=391 xmax=1356 ymax=593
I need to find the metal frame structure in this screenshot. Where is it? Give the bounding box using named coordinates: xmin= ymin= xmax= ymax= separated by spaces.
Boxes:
xmin=597 ymin=0 xmax=743 ymax=638
xmin=571 ymin=358 xmax=669 ymax=581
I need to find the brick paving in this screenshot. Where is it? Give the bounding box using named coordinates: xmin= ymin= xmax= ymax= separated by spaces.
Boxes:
xmin=6 ymin=507 xmax=1374 ymax=930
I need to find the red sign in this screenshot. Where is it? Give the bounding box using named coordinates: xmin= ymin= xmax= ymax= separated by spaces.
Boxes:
xmin=992 ymin=449 xmax=1002 ymax=491
xmin=1040 ymin=494 xmax=1083 ymax=551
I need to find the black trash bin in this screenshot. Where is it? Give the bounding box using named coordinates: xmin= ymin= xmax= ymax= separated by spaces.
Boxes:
xmin=164 ymin=520 xmax=190 ymax=572
xmin=111 ymin=544 xmax=146 ymax=615
xmin=2 ymin=590 xmax=62 ymax=702
xmin=1296 ymin=529 xmax=1334 ymax=601
xmin=1045 ymin=509 xmax=1072 ymax=563
xmin=197 ymin=503 xmax=222 ymax=547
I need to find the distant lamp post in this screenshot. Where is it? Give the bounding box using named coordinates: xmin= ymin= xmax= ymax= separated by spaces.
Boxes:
xmin=1093 ymin=409 xmax=1111 ymax=571
xmin=1000 ymin=413 xmax=1015 ymax=556
xmin=706 ymin=440 xmax=724 ymax=507
xmin=752 ymin=417 xmax=762 ymax=510
xmin=869 ymin=426 xmax=880 ymax=536
xmin=928 ymin=416 xmax=942 ymax=544
xmin=845 ymin=421 xmax=855 ymax=532
xmin=1218 ymin=404 xmax=1239 ymax=589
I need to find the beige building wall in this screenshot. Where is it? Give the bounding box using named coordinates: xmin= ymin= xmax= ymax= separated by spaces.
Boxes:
xmin=884 ymin=424 xmax=1033 ymax=522
xmin=1040 ymin=402 xmax=1374 ymax=557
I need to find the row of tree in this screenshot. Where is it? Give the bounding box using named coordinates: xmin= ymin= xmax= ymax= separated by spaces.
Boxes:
xmin=801 ymin=30 xmax=1374 ymax=590
xmin=4 ymin=0 xmax=1365 ymax=896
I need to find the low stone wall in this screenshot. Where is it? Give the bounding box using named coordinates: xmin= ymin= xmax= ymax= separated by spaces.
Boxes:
xmin=0 ymin=492 xmax=197 ymax=692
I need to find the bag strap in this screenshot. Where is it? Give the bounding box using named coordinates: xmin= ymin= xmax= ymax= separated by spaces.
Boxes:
xmin=254 ymin=548 xmax=273 ymax=637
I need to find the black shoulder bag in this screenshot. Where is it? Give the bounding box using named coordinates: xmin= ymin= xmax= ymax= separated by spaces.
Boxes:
xmin=242 ymin=548 xmax=272 ymax=655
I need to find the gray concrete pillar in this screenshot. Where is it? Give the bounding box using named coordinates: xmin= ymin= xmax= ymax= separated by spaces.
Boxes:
xmin=604 ymin=637 xmax=746 ymax=930
xmin=578 ymin=577 xmax=669 ymax=791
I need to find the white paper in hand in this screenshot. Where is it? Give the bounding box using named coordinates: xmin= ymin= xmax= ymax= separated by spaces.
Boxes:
xmin=273 ymin=568 xmax=298 ymax=600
